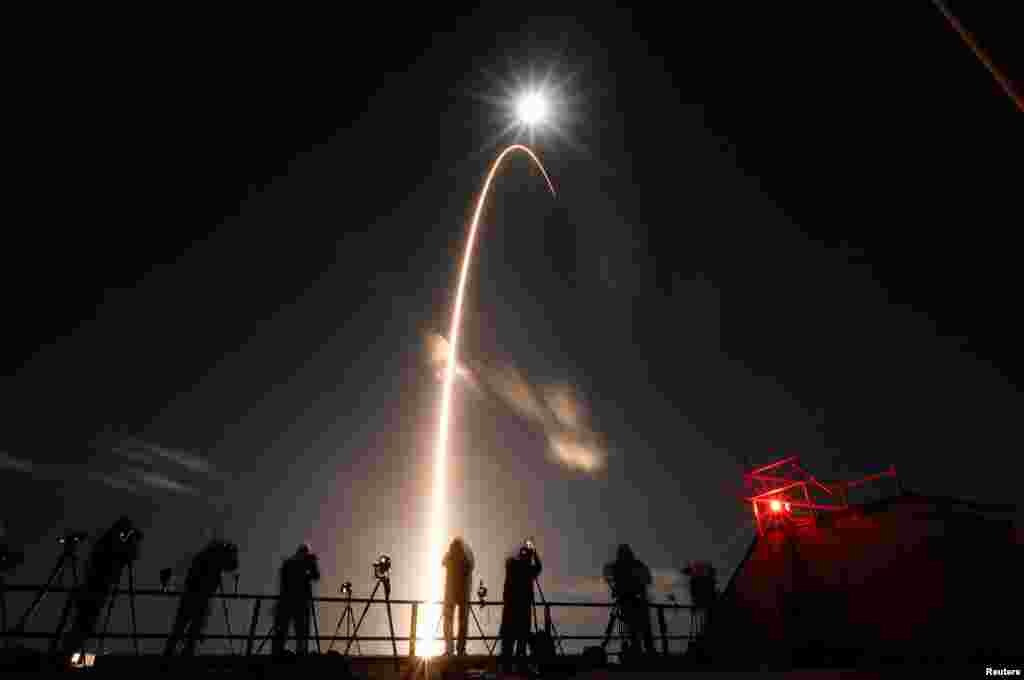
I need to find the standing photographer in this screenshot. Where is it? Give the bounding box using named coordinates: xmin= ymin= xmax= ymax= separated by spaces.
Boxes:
xmin=442 ymin=537 xmax=474 ymax=656
xmin=61 ymin=517 xmax=142 ymax=658
xmin=499 ymin=539 xmax=542 ymax=668
xmin=603 ymin=544 xmax=655 ymax=657
xmin=164 ymin=539 xmax=239 ymax=656
xmin=272 ymin=544 xmax=320 ymax=656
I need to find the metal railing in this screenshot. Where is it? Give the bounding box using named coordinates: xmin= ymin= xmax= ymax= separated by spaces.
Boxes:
xmin=0 ymin=584 xmax=701 ymax=658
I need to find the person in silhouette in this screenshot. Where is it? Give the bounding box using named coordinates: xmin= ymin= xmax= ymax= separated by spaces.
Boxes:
xmin=683 ymin=561 xmax=717 ymax=636
xmin=442 ymin=537 xmax=475 ymax=656
xmin=603 ymin=544 xmax=655 ymax=656
xmin=164 ymin=539 xmax=239 ymax=656
xmin=499 ymin=541 xmax=542 ymax=668
xmin=62 ymin=517 xmax=143 ymax=658
xmin=272 ymin=544 xmax=320 ymax=656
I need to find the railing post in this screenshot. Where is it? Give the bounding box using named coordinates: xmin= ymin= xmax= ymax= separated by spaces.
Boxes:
xmin=409 ymin=602 xmax=418 ymax=658
xmin=245 ymin=598 xmax=262 ymax=657
xmin=657 ymin=604 xmax=669 ymax=655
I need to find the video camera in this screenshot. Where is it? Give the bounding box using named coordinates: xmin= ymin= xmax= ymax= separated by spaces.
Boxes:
xmin=109 ymin=523 xmax=143 ymax=563
xmin=119 ymin=527 xmax=140 ymax=544
xmin=373 ymin=554 xmax=392 ymax=581
xmin=340 ymin=581 xmax=353 ymax=596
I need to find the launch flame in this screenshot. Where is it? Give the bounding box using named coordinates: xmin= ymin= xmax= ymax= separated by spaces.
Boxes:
xmin=419 ymin=145 xmax=555 ymax=656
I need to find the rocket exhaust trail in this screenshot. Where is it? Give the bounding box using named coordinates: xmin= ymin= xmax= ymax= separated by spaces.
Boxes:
xmin=419 ymin=145 xmax=555 ymax=656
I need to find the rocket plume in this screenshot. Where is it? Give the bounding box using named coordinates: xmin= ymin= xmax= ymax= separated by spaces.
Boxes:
xmin=419 ymin=145 xmax=555 ymax=656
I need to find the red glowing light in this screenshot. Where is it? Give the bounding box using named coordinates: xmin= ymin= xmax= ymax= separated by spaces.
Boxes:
xmin=770 ymin=500 xmax=782 ymax=513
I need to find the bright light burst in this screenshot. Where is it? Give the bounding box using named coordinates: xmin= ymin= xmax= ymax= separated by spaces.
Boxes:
xmin=417 ymin=145 xmax=555 ymax=657
xmin=516 ymin=91 xmax=549 ymax=127
xmin=469 ymin=62 xmax=584 ymax=152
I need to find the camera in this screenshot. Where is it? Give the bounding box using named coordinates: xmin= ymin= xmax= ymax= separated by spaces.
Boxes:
xmin=119 ymin=528 xmax=139 ymax=543
xmin=340 ymin=581 xmax=353 ymax=596
xmin=373 ymin=554 xmax=392 ymax=580
xmin=60 ymin=531 xmax=87 ymax=546
xmin=476 ymin=580 xmax=488 ymax=605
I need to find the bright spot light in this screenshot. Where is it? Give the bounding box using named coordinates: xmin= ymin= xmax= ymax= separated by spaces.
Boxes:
xmin=769 ymin=499 xmax=782 ymax=513
xmin=516 ymin=92 xmax=548 ymax=127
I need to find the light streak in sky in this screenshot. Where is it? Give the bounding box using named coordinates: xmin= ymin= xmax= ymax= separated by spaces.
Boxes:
xmin=418 ymin=145 xmax=555 ymax=656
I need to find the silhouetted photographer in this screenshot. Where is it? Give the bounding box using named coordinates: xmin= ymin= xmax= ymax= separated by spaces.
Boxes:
xmin=499 ymin=539 xmax=542 ymax=669
xmin=164 ymin=539 xmax=239 ymax=656
xmin=272 ymin=544 xmax=320 ymax=656
xmin=61 ymin=517 xmax=142 ymax=658
xmin=683 ymin=560 xmax=717 ymax=638
xmin=603 ymin=544 xmax=655 ymax=657
xmin=442 ymin=537 xmax=475 ymax=656
xmin=683 ymin=561 xmax=717 ymax=609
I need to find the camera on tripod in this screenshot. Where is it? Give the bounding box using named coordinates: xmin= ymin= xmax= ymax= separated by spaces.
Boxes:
xmin=373 ymin=554 xmax=391 ymax=581
xmin=340 ymin=581 xmax=353 ymax=596
xmin=59 ymin=531 xmax=87 ymax=547
xmin=476 ymin=580 xmax=488 ymax=606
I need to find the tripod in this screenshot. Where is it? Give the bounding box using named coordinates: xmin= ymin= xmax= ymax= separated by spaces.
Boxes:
xmin=344 ymin=575 xmax=398 ymax=669
xmin=16 ymin=538 xmax=82 ymax=636
xmin=439 ymin=596 xmax=493 ymax=656
xmin=469 ymin=600 xmax=495 ymax=656
xmin=97 ymin=562 xmax=140 ymax=656
xmin=531 ymin=576 xmax=565 ymax=655
xmin=256 ymin=598 xmax=321 ymax=655
xmin=217 ymin=576 xmax=237 ymax=654
xmin=327 ymin=590 xmax=359 ymax=654
xmin=600 ymin=601 xmax=626 ymax=652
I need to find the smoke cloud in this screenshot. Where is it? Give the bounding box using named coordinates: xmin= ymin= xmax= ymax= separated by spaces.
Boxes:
xmin=425 ymin=333 xmax=608 ymax=474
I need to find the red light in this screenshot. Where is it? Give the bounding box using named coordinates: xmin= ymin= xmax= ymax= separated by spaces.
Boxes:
xmin=769 ymin=500 xmax=782 ymax=513
xmin=784 ymin=503 xmax=791 ymax=512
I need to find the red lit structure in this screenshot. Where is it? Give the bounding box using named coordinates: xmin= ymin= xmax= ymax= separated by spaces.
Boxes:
xmin=744 ymin=456 xmax=898 ymax=535
xmin=692 ymin=456 xmax=1023 ymax=667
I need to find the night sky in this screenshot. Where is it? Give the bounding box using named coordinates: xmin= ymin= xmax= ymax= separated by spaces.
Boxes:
xmin=3 ymin=3 xmax=1021 ymax=650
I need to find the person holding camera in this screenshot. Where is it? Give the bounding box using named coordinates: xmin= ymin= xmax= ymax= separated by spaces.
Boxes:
xmin=603 ymin=544 xmax=655 ymax=657
xmin=499 ymin=539 xmax=542 ymax=668
xmin=61 ymin=517 xmax=143 ymax=658
xmin=442 ymin=537 xmax=474 ymax=656
xmin=272 ymin=544 xmax=320 ymax=656
xmin=164 ymin=539 xmax=240 ymax=656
